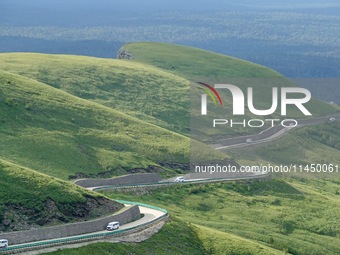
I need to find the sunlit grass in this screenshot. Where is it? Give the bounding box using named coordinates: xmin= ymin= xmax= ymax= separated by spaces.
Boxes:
xmin=102 ymin=178 xmax=340 ymax=255
xmin=0 ymin=69 xmax=226 ymax=179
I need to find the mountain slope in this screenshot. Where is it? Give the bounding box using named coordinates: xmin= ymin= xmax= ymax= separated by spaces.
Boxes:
xmin=0 ymin=44 xmax=338 ymax=173
xmin=195 ymin=225 xmax=284 ymax=255
xmin=0 ymin=69 xmax=226 ymax=180
xmin=0 ymin=46 xmax=337 ymax=142
xmin=121 ymin=42 xmax=283 ymax=79
xmin=0 ymin=53 xmax=190 ymax=135
xmin=122 ymin=42 xmax=336 ymax=118
xmin=120 ymin=43 xmax=340 ymax=165
xmin=0 ymin=158 xmax=123 ymax=232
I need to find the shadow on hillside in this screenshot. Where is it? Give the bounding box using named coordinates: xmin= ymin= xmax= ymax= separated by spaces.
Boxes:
xmin=221 ymin=179 xmax=304 ymax=200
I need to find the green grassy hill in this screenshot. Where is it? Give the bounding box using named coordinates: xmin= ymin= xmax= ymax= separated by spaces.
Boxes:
xmin=119 ymin=43 xmax=340 ymax=165
xmin=121 ymin=43 xmax=339 ymax=142
xmin=121 ymin=42 xmax=283 ymax=79
xmin=0 ymin=45 xmax=337 ymax=142
xmin=0 ymin=159 xmax=123 ymax=231
xmin=0 ymin=43 xmax=339 ymax=252
xmin=101 ymin=178 xmax=340 ymax=255
xmin=122 ymin=42 xmax=337 ymax=116
xmin=0 ymin=53 xmax=191 ymax=135
xmin=0 ymin=69 xmax=226 ymax=180
xmin=195 ymin=225 xmax=284 ymax=255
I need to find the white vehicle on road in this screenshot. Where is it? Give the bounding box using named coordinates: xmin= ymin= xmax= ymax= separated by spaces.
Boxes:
xmin=175 ymin=176 xmax=185 ymax=182
xmin=246 ymin=138 xmax=253 ymax=144
xmin=106 ymin=221 xmax=120 ymax=231
xmin=0 ymin=239 xmax=8 ymax=248
xmin=330 ymin=117 xmax=336 ymax=121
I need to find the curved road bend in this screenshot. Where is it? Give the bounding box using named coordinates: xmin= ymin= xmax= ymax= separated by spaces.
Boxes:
xmin=4 ymin=115 xmax=339 ymax=252
xmin=211 ymin=114 xmax=340 ymax=150
xmin=4 ymin=204 xmax=166 ymax=252
xmin=4 ymin=174 xmax=270 ymax=251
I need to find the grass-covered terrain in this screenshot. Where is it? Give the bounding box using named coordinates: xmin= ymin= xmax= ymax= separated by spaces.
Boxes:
xmin=0 ymin=44 xmax=337 ymax=142
xmin=0 ymin=42 xmax=339 ymax=252
xmin=0 ymin=159 xmax=123 ymax=231
xmin=195 ymin=225 xmax=284 ymax=255
xmin=0 ymin=69 xmax=226 ymax=180
xmin=122 ymin=42 xmax=337 ymax=117
xmin=100 ymin=178 xmax=340 ymax=255
xmin=0 ymin=53 xmax=191 ymax=135
xmin=43 ymin=217 xmax=207 ymax=255
xmin=122 ymin=42 xmax=283 ymax=79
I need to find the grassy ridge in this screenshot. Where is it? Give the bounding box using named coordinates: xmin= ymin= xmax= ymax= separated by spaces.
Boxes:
xmin=123 ymin=42 xmax=338 ymax=141
xmin=0 ymin=70 xmax=226 ymax=179
xmin=0 ymin=47 xmax=337 ymax=144
xmin=122 ymin=43 xmax=340 ymax=164
xmin=122 ymin=42 xmax=283 ymax=79
xmin=0 ymin=158 xmax=123 ymax=231
xmin=0 ymin=53 xmax=191 ymax=135
xmin=102 ymin=179 xmax=340 ymax=255
xmin=122 ymin=42 xmax=337 ymax=118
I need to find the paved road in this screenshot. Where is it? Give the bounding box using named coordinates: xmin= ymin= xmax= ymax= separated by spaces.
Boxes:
xmin=211 ymin=114 xmax=340 ymax=150
xmin=4 ymin=114 xmax=339 ymax=253
xmin=90 ymin=204 xmax=166 ymax=234
xmin=2 ymin=204 xmax=167 ymax=253
xmin=162 ymin=172 xmax=267 ymax=183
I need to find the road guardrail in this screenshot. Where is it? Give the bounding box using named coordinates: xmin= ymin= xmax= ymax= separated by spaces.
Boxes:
xmin=0 ymin=202 xmax=168 ymax=254
xmin=92 ymin=174 xmax=269 ymax=191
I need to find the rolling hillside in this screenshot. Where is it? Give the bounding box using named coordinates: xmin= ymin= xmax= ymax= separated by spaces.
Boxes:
xmin=0 ymin=43 xmax=339 ymax=252
xmin=0 ymin=44 xmax=337 ymax=142
xmin=121 ymin=43 xmax=339 ymax=140
xmin=0 ymin=159 xmax=123 ymax=232
xmin=0 ymin=53 xmax=191 ymax=136
xmin=122 ymin=42 xmax=337 ymax=116
xmin=0 ymin=68 xmax=226 ymax=180
xmin=119 ymin=43 xmax=340 ymax=166
xmin=0 ymin=43 xmax=338 ymax=175
xmin=121 ymin=42 xmax=283 ymax=79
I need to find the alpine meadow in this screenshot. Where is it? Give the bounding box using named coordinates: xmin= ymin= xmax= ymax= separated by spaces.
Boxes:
xmin=0 ymin=42 xmax=339 ymax=255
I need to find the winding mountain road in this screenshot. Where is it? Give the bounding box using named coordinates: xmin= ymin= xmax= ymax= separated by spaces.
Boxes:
xmin=211 ymin=114 xmax=340 ymax=150
xmin=0 ymin=203 xmax=167 ymax=254
xmin=1 ymin=113 xmax=339 ymax=254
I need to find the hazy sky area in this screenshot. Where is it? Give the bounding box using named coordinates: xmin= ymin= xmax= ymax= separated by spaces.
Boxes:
xmin=1 ymin=0 xmax=340 ymax=26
